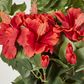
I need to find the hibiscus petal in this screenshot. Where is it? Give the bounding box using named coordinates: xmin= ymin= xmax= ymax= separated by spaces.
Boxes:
xmin=55 ymin=11 xmax=66 ymax=23
xmin=37 ymin=22 xmax=47 ymax=36
xmin=0 ymin=23 xmax=9 ymax=44
xmin=11 ymin=12 xmax=24 ymax=28
xmin=55 ymin=11 xmax=69 ymax=28
xmin=68 ymin=8 xmax=81 ymax=19
xmin=72 ymin=32 xmax=79 ymax=41
xmin=65 ymin=8 xmax=81 ymax=28
xmin=35 ymin=43 xmax=46 ymax=54
xmin=25 ymin=18 xmax=39 ymax=34
xmin=5 ymin=28 xmax=18 ymax=45
xmin=2 ymin=45 xmax=17 ymax=59
xmin=0 ymin=23 xmax=18 ymax=45
xmin=23 ymin=45 xmax=34 ymax=57
xmin=41 ymin=31 xmax=59 ymax=46
xmin=45 ymin=45 xmax=53 ymax=54
xmin=75 ymin=13 xmax=84 ymax=28
xmin=18 ymin=28 xmax=30 ymax=46
xmin=18 ymin=28 xmax=35 ymax=57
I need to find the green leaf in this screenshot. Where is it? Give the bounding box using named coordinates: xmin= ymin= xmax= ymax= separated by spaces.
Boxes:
xmin=45 ymin=63 xmax=61 ymax=84
xmin=30 ymin=54 xmax=41 ymax=68
xmin=66 ymin=0 xmax=84 ymax=10
xmin=36 ymin=0 xmax=68 ymax=13
xmin=10 ymin=2 xmax=26 ymax=15
xmin=76 ymin=65 xmax=84 ymax=72
xmin=45 ymin=64 xmax=64 ymax=84
xmin=72 ymin=71 xmax=84 ymax=83
xmin=16 ymin=59 xmax=32 ymax=77
xmin=75 ymin=47 xmax=84 ymax=65
xmin=0 ymin=0 xmax=26 ymax=15
xmin=12 ymin=76 xmax=24 ymax=84
xmin=50 ymin=58 xmax=69 ymax=69
xmin=75 ymin=47 xmax=84 ymax=70
xmin=13 ymin=73 xmax=37 ymax=84
xmin=53 ymin=0 xmax=68 ymax=10
xmin=0 ymin=53 xmax=8 ymax=63
xmin=53 ymin=77 xmax=64 ymax=84
xmin=58 ymin=39 xmax=68 ymax=62
xmin=0 ymin=0 xmax=12 ymax=14
xmin=37 ymin=0 xmax=84 ymax=13
xmin=14 ymin=56 xmax=33 ymax=78
xmin=74 ymin=41 xmax=84 ymax=49
xmin=75 ymin=47 xmax=84 ymax=79
xmin=0 ymin=51 xmax=33 ymax=78
xmin=0 ymin=50 xmax=40 ymax=84
xmin=22 ymin=73 xmax=37 ymax=84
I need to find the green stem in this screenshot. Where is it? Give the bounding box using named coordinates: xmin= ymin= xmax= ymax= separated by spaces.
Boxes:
xmin=50 ymin=58 xmax=69 ymax=69
xmin=31 ymin=70 xmax=39 ymax=79
xmin=43 ymin=69 xmax=46 ymax=80
xmin=58 ymin=66 xmax=75 ymax=76
xmin=31 ymin=69 xmax=47 ymax=83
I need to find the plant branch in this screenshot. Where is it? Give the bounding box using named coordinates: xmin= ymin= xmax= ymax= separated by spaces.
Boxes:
xmin=50 ymin=58 xmax=69 ymax=69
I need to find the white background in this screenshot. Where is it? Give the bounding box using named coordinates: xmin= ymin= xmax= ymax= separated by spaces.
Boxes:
xmin=0 ymin=0 xmax=31 ymax=84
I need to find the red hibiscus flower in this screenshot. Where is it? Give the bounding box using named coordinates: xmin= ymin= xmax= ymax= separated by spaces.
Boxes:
xmin=66 ymin=43 xmax=77 ymax=64
xmin=0 ymin=23 xmax=18 ymax=59
xmin=18 ymin=14 xmax=60 ymax=57
xmin=11 ymin=12 xmax=25 ymax=29
xmin=41 ymin=55 xmax=49 ymax=68
xmin=55 ymin=8 xmax=84 ymax=41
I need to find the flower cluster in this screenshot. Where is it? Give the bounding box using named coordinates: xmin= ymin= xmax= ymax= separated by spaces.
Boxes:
xmin=55 ymin=8 xmax=84 ymax=41
xmin=0 ymin=13 xmax=60 ymax=60
xmin=0 ymin=8 xmax=84 ymax=67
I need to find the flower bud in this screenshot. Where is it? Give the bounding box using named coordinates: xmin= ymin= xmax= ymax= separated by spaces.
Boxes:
xmin=66 ymin=43 xmax=77 ymax=64
xmin=41 ymin=55 xmax=49 ymax=68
